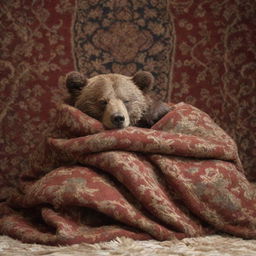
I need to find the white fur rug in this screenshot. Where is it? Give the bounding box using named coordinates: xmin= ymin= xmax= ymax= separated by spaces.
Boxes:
xmin=1 ymin=235 xmax=256 ymax=256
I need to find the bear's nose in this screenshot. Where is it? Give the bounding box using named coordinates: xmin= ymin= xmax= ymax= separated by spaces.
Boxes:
xmin=111 ymin=113 xmax=125 ymax=127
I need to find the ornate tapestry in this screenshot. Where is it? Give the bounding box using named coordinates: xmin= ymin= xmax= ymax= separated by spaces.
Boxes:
xmin=169 ymin=1 xmax=256 ymax=180
xmin=0 ymin=0 xmax=255 ymax=245
xmin=73 ymin=0 xmax=173 ymax=100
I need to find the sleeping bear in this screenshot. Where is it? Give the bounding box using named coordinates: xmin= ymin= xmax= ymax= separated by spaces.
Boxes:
xmin=65 ymin=71 xmax=171 ymax=129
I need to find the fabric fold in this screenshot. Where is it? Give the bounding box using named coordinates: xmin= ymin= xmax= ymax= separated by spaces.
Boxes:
xmin=0 ymin=103 xmax=255 ymax=245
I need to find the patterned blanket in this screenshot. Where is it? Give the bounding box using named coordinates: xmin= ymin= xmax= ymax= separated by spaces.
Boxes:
xmin=0 ymin=103 xmax=255 ymax=245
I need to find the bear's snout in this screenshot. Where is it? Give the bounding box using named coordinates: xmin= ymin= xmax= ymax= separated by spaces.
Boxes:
xmin=111 ymin=113 xmax=125 ymax=127
xmin=102 ymin=98 xmax=130 ymax=129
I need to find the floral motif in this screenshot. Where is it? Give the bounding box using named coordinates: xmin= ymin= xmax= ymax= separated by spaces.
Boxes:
xmin=169 ymin=0 xmax=256 ymax=180
xmin=0 ymin=103 xmax=256 ymax=245
xmin=92 ymin=22 xmax=153 ymax=63
xmin=73 ymin=0 xmax=172 ymax=99
xmin=0 ymin=0 xmax=76 ymax=192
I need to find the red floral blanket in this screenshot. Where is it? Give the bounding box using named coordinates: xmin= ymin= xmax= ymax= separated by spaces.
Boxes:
xmin=0 ymin=103 xmax=255 ymax=245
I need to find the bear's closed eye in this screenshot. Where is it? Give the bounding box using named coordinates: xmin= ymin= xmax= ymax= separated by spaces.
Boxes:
xmin=98 ymin=99 xmax=108 ymax=106
xmin=123 ymin=100 xmax=130 ymax=104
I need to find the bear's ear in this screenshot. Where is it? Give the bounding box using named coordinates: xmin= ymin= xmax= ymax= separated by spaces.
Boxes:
xmin=132 ymin=71 xmax=154 ymax=92
xmin=66 ymin=71 xmax=87 ymax=95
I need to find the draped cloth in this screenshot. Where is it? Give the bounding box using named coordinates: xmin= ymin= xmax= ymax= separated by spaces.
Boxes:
xmin=0 ymin=103 xmax=255 ymax=245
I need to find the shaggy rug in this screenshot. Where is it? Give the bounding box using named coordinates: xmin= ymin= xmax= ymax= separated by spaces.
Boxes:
xmin=1 ymin=235 xmax=256 ymax=256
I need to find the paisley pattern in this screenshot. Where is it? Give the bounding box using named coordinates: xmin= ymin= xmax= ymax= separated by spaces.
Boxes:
xmin=0 ymin=0 xmax=76 ymax=196
xmin=169 ymin=0 xmax=256 ymax=180
xmin=0 ymin=103 xmax=255 ymax=245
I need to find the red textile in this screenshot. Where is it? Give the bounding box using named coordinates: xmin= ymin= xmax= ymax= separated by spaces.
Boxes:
xmin=0 ymin=103 xmax=255 ymax=245
xmin=1 ymin=0 xmax=255 ymax=245
xmin=1 ymin=1 xmax=255 ymax=194
xmin=169 ymin=1 xmax=256 ymax=180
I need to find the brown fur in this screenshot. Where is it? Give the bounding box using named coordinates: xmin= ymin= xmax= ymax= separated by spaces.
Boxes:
xmin=65 ymin=71 xmax=171 ymax=129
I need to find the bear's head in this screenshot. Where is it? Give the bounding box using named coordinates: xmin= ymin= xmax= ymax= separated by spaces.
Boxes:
xmin=66 ymin=71 xmax=154 ymax=129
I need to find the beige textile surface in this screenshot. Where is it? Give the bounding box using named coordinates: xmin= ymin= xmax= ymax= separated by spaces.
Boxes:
xmin=1 ymin=235 xmax=256 ymax=256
